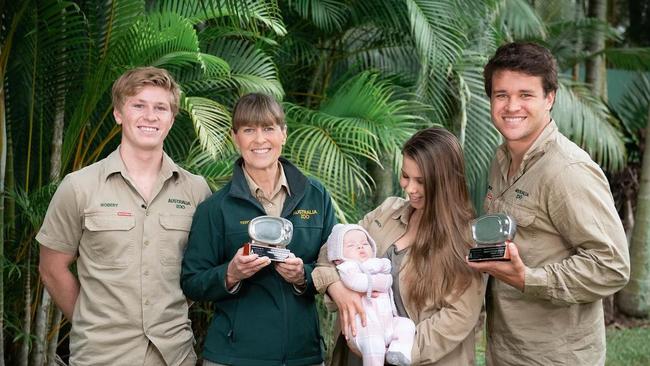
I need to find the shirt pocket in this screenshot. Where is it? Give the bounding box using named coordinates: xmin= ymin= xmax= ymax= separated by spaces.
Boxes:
xmin=83 ymin=213 xmax=135 ymax=267
xmin=159 ymin=213 xmax=194 ymax=266
xmin=501 ymin=202 xmax=537 ymax=263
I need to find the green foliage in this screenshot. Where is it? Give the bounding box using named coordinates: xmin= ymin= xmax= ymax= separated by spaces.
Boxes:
xmin=606 ymin=327 xmax=650 ymax=366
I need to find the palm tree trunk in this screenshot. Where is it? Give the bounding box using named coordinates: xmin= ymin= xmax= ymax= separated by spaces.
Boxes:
xmin=369 ymin=157 xmax=393 ymax=208
xmin=20 ymin=245 xmax=32 ymax=366
xmin=0 ymin=78 xmax=7 ymax=366
xmin=586 ymin=0 xmax=613 ymax=320
xmin=585 ymin=0 xmax=607 ymax=98
xmin=616 ymin=107 xmax=650 ymax=317
xmin=46 ymin=310 xmax=62 ymax=366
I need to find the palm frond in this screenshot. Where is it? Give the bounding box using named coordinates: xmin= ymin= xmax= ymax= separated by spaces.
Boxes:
xmin=203 ymin=38 xmax=284 ymax=99
xmin=454 ymin=54 xmax=502 ymax=192
xmin=552 ymin=79 xmax=626 ymax=172
xmin=286 ymin=0 xmax=350 ymax=32
xmin=180 ymin=96 xmax=233 ymax=159
xmin=180 ymin=144 xmax=237 ymax=190
xmin=495 ymin=0 xmax=547 ymax=40
xmin=603 ymin=47 xmax=650 ymax=72
xmin=157 ymin=0 xmax=287 ymax=36
xmin=613 ymin=74 xmax=650 ymax=143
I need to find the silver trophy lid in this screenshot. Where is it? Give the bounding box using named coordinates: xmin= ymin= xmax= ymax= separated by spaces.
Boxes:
xmin=248 ymin=216 xmax=293 ymax=247
xmin=471 ymin=213 xmax=516 ymax=245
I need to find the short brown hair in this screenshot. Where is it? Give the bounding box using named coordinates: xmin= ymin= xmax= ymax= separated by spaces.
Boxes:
xmin=232 ymin=93 xmax=285 ymax=132
xmin=111 ymin=66 xmax=181 ymax=115
xmin=483 ymin=42 xmax=558 ymax=98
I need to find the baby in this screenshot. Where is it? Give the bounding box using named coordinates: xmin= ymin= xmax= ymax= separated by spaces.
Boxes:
xmin=326 ymin=224 xmax=415 ymax=366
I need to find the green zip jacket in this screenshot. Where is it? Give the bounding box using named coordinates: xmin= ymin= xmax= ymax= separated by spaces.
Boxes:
xmin=181 ymin=157 xmax=336 ymax=366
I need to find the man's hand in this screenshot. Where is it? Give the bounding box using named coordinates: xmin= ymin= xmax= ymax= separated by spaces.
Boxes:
xmin=327 ymin=281 xmax=366 ymax=340
xmin=466 ymin=242 xmax=526 ymax=291
xmin=226 ymin=247 xmax=272 ymax=289
xmin=275 ymin=254 xmax=305 ymax=285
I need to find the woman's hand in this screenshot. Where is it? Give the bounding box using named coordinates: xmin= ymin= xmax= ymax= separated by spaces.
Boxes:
xmin=327 ymin=281 xmax=366 ymax=340
xmin=226 ymin=247 xmax=272 ymax=289
xmin=275 ymin=254 xmax=305 ymax=286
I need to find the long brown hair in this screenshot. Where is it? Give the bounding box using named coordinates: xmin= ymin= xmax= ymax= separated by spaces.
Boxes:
xmin=401 ymin=127 xmax=478 ymax=311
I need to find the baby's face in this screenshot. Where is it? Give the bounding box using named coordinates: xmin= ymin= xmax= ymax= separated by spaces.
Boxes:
xmin=342 ymin=230 xmax=373 ymax=262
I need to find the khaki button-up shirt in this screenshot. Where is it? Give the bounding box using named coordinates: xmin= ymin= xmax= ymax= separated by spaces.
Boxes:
xmin=242 ymin=162 xmax=290 ymax=217
xmin=483 ymin=121 xmax=629 ymax=366
xmin=36 ymin=148 xmax=211 ymax=366
xmin=313 ymin=197 xmax=485 ymax=366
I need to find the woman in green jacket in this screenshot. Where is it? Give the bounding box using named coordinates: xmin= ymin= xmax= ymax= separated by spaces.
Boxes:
xmin=182 ymin=93 xmax=336 ymax=366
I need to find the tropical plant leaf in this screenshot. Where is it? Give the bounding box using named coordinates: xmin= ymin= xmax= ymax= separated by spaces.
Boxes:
xmin=180 ymin=96 xmax=232 ymax=159
xmin=286 ymin=0 xmax=350 ymax=32
xmin=495 ymin=0 xmax=547 ymax=40
xmin=552 ymin=79 xmax=626 ymax=172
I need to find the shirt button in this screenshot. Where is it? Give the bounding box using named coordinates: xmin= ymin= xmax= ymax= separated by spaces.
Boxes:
xmin=144 ymin=241 xmax=149 ymax=246
xmin=144 ymin=299 xmax=150 ymax=305
xmin=145 ymin=212 xmax=150 ymax=216
xmin=143 ymin=270 xmax=149 ymax=276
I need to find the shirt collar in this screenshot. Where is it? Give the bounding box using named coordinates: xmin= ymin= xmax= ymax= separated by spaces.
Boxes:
xmin=495 ymin=120 xmax=558 ymax=180
xmin=102 ymin=146 xmax=179 ymax=182
xmin=242 ymin=162 xmax=291 ymax=198
xmin=391 ymin=199 xmax=415 ymax=225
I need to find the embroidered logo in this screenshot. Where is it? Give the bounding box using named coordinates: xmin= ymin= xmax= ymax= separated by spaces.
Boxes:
xmin=117 ymin=211 xmax=132 ymax=217
xmin=240 ymin=220 xmax=250 ymax=225
xmin=168 ymin=198 xmax=191 ymax=209
xmin=100 ymin=202 xmax=118 ymax=207
xmin=515 ymin=189 xmax=529 ymax=200
xmin=293 ymin=209 xmax=318 ymax=220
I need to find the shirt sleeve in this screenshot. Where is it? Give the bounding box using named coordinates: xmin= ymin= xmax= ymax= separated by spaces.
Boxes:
xmin=411 ymin=275 xmax=486 ymax=364
xmin=35 ymin=175 xmax=82 ymax=255
xmin=303 ymin=184 xmax=338 ymax=296
xmin=523 ymin=162 xmax=630 ymax=304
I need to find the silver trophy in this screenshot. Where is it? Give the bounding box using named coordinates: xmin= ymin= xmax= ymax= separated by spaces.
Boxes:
xmin=243 ymin=216 xmax=293 ymax=262
xmin=467 ymin=213 xmax=516 ymax=262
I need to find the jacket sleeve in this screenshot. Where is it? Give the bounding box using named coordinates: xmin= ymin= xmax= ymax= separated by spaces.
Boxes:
xmin=523 ymin=162 xmax=630 ymax=304
xmin=411 ymin=275 xmax=486 ymax=364
xmin=181 ymin=199 xmax=235 ymax=302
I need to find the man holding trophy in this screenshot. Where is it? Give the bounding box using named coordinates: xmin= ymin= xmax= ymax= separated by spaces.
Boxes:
xmin=467 ymin=42 xmax=630 ymax=365
xmin=181 ymin=93 xmax=336 ymax=366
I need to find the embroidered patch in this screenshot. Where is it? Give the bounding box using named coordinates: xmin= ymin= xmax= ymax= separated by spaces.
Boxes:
xmin=514 ymin=188 xmax=529 ymax=200
xmin=117 ymin=211 xmax=132 ymax=216
xmin=168 ymin=198 xmax=191 ymax=209
xmin=293 ymin=209 xmax=318 ymax=220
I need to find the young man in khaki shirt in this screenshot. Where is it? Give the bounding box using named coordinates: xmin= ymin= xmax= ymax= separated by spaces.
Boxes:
xmin=467 ymin=42 xmax=630 ymax=365
xmin=37 ymin=67 xmax=211 ymax=366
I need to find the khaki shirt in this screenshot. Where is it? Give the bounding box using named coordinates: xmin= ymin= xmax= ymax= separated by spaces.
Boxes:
xmin=36 ymin=148 xmax=211 ymax=366
xmin=483 ymin=121 xmax=629 ymax=366
xmin=242 ymin=162 xmax=290 ymax=217
xmin=313 ymin=197 xmax=485 ymax=365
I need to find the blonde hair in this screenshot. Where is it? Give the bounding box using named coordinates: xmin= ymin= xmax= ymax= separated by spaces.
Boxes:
xmin=111 ymin=66 xmax=180 ymax=115
xmin=232 ymin=93 xmax=285 ymax=132
xmin=401 ymin=127 xmax=478 ymax=311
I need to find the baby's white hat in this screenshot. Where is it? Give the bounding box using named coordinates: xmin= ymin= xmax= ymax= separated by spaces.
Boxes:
xmin=326 ymin=223 xmax=377 ymax=262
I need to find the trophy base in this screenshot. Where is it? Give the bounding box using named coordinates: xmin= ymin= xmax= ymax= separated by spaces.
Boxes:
xmin=467 ymin=244 xmax=511 ymax=262
xmin=243 ymin=243 xmax=291 ymax=262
